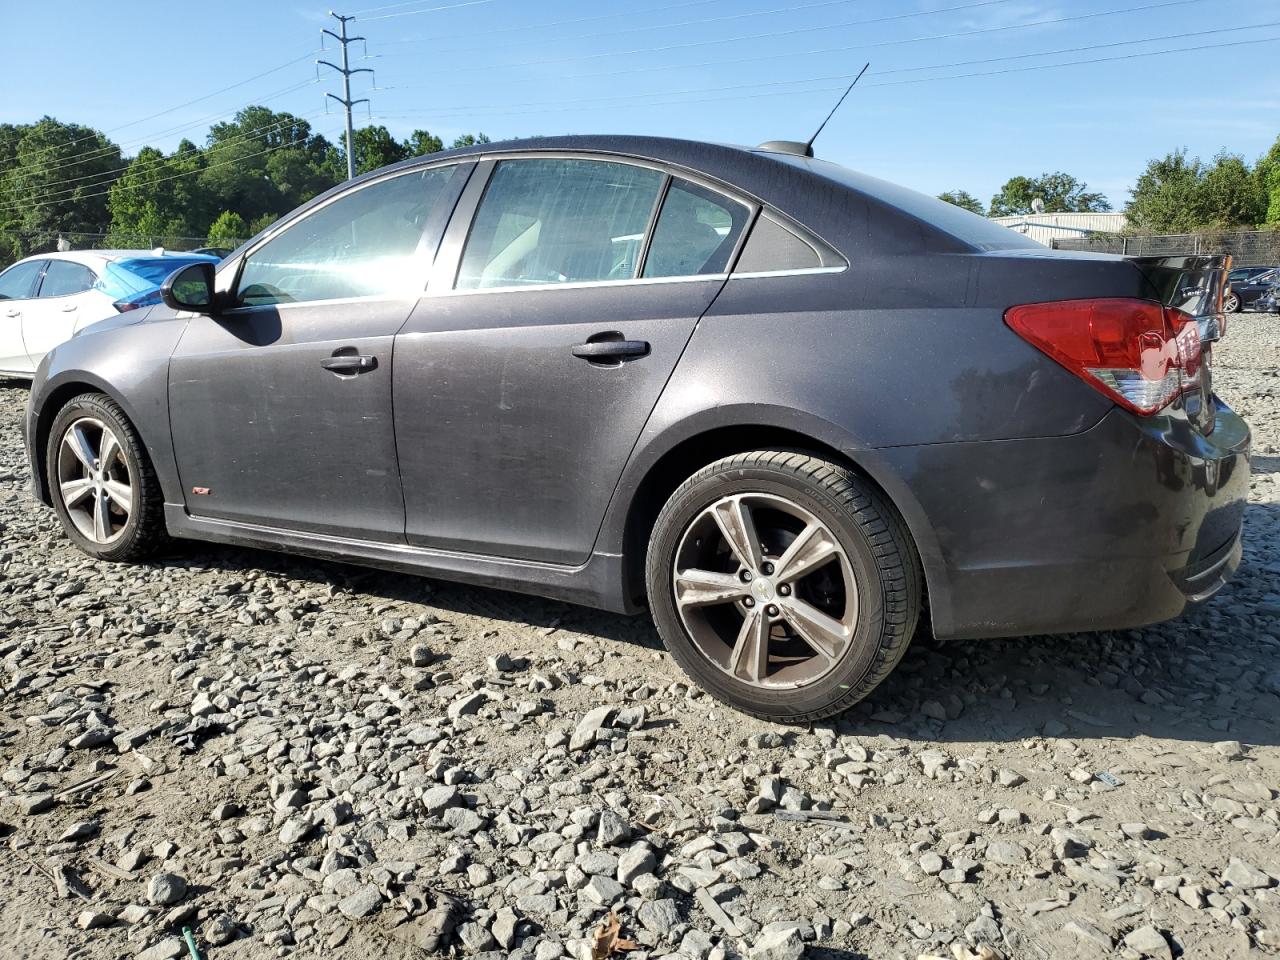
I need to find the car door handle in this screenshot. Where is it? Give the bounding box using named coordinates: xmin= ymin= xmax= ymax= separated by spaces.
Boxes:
xmin=320 ymin=354 xmax=378 ymax=375
xmin=571 ymin=339 xmax=650 ymax=361
xmin=3 ymin=309 xmax=18 ymax=318
xmin=60 ymin=302 xmax=78 ymax=311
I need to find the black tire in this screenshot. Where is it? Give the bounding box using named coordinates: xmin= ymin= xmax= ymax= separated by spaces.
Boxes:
xmin=46 ymin=392 xmax=169 ymax=562
xmin=645 ymin=450 xmax=922 ymax=722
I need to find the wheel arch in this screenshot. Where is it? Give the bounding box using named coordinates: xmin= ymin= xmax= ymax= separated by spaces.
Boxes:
xmin=31 ymin=372 xmax=150 ymax=507
xmin=606 ymin=409 xmax=950 ymax=636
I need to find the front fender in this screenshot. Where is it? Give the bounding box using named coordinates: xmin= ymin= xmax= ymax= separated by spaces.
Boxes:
xmin=28 ymin=313 xmax=190 ymax=508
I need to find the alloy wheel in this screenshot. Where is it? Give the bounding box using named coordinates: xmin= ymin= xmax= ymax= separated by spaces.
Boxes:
xmin=672 ymin=492 xmax=859 ymax=689
xmin=56 ymin=417 xmax=132 ymax=544
xmin=1224 ymin=293 xmax=1240 ymax=312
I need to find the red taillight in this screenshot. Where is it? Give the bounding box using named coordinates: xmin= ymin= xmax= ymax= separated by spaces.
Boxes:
xmin=1005 ymin=298 xmax=1200 ymax=416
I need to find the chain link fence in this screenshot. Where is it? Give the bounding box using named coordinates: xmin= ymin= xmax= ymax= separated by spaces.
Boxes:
xmin=1053 ymin=229 xmax=1280 ymax=266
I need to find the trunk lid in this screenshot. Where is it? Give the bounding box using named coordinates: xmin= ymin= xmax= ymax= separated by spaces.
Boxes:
xmin=1128 ymin=254 xmax=1229 ymax=434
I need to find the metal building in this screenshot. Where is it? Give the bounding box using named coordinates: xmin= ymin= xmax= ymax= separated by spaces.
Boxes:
xmin=989 ymin=212 xmax=1128 ymax=247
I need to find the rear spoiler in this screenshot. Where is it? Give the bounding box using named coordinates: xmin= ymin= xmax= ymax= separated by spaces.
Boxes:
xmin=1128 ymin=254 xmax=1230 ymax=341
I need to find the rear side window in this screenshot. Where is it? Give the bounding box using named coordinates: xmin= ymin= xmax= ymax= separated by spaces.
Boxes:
xmin=38 ymin=260 xmax=96 ymax=297
xmin=734 ymin=212 xmax=846 ymax=274
xmin=457 ymin=159 xmax=663 ymax=289
xmin=0 ymin=260 xmax=43 ymax=301
xmin=237 ymin=165 xmax=458 ymax=306
xmin=642 ymin=179 xmax=750 ymax=279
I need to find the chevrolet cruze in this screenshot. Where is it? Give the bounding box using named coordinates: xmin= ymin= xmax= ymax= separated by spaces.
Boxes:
xmin=24 ymin=136 xmax=1250 ymax=720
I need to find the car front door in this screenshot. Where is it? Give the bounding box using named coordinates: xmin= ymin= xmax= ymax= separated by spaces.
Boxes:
xmin=0 ymin=259 xmax=46 ymax=374
xmin=167 ymin=163 xmax=471 ymax=542
xmin=23 ymin=258 xmax=99 ymax=367
xmin=393 ymin=156 xmax=754 ymax=565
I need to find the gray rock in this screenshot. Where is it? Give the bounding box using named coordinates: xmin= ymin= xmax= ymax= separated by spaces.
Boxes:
xmin=443 ymin=806 xmax=483 ymax=832
xmin=919 ymin=852 xmax=945 ymax=876
xmin=997 ymin=768 xmax=1026 ymax=788
xmin=492 ymin=906 xmax=519 ymax=949
xmin=618 ymin=844 xmax=657 ymax=886
xmin=748 ymin=927 xmax=804 ymax=960
xmin=422 ymin=784 xmax=461 ymax=815
xmin=337 ymin=884 xmax=383 ymax=919
xmin=77 ymin=910 xmax=114 ymax=930
xmin=136 ymin=938 xmax=185 ymax=960
xmin=1063 ymin=919 xmax=1112 ymax=949
xmin=146 ymin=873 xmax=186 ymax=906
xmin=203 ymin=913 xmax=237 ymax=946
xmin=584 ymin=875 xmax=624 ymax=906
xmin=570 ymin=706 xmax=615 ymax=751
xmin=597 ymin=809 xmax=630 ymax=845
xmin=1223 ymin=858 xmax=1273 ymax=890
xmin=985 ymin=840 xmax=1027 ymax=865
xmin=1123 ymin=925 xmax=1172 ymax=959
xmin=638 ymin=898 xmax=681 ymax=937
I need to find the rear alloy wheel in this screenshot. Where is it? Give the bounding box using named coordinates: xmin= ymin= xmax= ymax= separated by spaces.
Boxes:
xmin=46 ymin=393 xmax=168 ymax=562
xmin=1223 ymin=292 xmax=1241 ymax=313
xmin=646 ymin=451 xmax=922 ymax=722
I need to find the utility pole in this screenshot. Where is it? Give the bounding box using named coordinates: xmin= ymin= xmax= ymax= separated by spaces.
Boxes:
xmin=319 ymin=12 xmax=372 ymax=180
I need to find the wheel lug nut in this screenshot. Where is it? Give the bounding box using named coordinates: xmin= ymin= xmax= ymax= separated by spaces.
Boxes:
xmin=766 ymin=604 xmax=779 ymax=617
xmin=778 ymin=584 xmax=791 ymax=596
xmin=740 ymin=570 xmax=753 ymax=582
xmin=743 ymin=597 xmax=755 ymax=608
xmin=762 ymin=562 xmax=775 ymax=575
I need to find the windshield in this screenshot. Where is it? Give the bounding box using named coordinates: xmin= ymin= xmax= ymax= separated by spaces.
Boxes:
xmin=94 ymin=256 xmax=216 ymax=300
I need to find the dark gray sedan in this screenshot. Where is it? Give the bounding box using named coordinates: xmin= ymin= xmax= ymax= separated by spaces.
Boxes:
xmin=23 ymin=136 xmax=1250 ymax=721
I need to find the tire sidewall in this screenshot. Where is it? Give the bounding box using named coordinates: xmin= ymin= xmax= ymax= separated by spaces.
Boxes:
xmin=647 ymin=463 xmax=890 ymax=720
xmin=46 ymin=396 xmax=146 ymax=561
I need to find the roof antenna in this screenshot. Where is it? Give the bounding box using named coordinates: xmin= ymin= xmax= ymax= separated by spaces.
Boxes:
xmin=806 ymin=63 xmax=870 ymax=155
xmin=758 ymin=63 xmax=870 ymax=158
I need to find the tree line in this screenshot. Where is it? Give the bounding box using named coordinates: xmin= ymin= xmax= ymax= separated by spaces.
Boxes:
xmin=938 ymin=136 xmax=1280 ymax=234
xmin=0 ymin=108 xmax=491 ymax=267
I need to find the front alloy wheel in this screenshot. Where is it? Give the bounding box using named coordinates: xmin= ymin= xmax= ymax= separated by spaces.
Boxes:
xmin=56 ymin=417 xmax=132 ymax=544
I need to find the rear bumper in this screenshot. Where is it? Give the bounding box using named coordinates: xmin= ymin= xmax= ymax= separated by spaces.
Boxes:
xmin=880 ymin=399 xmax=1250 ymax=640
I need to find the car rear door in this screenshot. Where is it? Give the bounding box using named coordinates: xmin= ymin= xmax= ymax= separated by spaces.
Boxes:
xmin=22 ymin=258 xmax=99 ymax=367
xmin=167 ymin=163 xmax=471 ymax=542
xmin=0 ymin=259 xmax=45 ymax=373
xmin=392 ymin=155 xmax=754 ymax=565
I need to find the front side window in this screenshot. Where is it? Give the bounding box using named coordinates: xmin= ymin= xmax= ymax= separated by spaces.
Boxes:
xmin=38 ymin=260 xmax=96 ymax=298
xmin=0 ymin=260 xmax=45 ymax=301
xmin=457 ymin=159 xmax=663 ymax=290
xmin=236 ymin=165 xmax=458 ymax=306
xmin=642 ymin=179 xmax=750 ymax=279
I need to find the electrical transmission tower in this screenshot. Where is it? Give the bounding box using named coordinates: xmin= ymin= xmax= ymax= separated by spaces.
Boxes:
xmin=319 ymin=12 xmax=373 ymax=180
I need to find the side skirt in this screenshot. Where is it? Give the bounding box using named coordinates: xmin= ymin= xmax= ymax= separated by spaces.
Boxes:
xmin=164 ymin=504 xmax=640 ymax=614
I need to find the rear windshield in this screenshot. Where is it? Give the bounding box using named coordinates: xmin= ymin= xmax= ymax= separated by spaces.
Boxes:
xmin=94 ymin=256 xmax=215 ymax=300
xmin=767 ymin=153 xmax=1041 ymax=253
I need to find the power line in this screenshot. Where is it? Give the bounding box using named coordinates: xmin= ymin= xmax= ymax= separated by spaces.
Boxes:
xmin=4 ymin=50 xmax=320 ymax=172
xmin=392 ymin=0 xmax=1209 ymax=90
xmin=24 ymin=126 xmax=345 ymax=214
xmin=320 ymin=12 xmax=374 ymax=180
xmin=11 ymin=80 xmax=320 ymax=186
xmin=378 ymin=18 xmax=1279 ymax=118
xmin=359 ymin=0 xmax=496 ymax=21
xmin=370 ymin=32 xmax=1280 ymax=122
xmin=19 ymin=112 xmax=330 ymax=208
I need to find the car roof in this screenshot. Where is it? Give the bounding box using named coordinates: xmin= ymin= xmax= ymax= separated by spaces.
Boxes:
xmin=8 ymin=249 xmax=218 ymax=269
xmin=322 ymin=134 xmax=1041 ymax=258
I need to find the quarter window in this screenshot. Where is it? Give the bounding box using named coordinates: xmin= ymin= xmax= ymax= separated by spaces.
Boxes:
xmin=236 ymin=165 xmax=459 ymax=306
xmin=0 ymin=260 xmax=44 ymax=301
xmin=457 ymin=159 xmax=663 ymax=289
xmin=734 ymin=211 xmax=846 ymax=274
xmin=642 ymin=179 xmax=750 ymax=279
xmin=38 ymin=260 xmax=96 ymax=298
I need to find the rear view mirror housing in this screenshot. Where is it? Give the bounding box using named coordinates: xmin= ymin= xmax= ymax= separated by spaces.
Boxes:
xmin=160 ymin=261 xmax=217 ymax=313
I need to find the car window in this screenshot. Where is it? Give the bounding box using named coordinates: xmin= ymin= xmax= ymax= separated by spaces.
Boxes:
xmin=733 ymin=211 xmax=846 ymax=275
xmin=0 ymin=260 xmax=45 ymax=301
xmin=38 ymin=260 xmax=97 ymax=298
xmin=457 ymin=158 xmax=663 ymax=290
xmin=236 ymin=165 xmax=458 ymax=306
xmin=642 ymin=179 xmax=750 ymax=279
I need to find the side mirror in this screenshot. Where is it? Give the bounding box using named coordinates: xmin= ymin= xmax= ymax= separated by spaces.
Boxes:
xmin=160 ymin=262 xmax=216 ymax=313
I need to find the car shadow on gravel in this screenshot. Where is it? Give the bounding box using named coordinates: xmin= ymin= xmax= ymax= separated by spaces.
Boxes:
xmin=171 ymin=501 xmax=1280 ymax=750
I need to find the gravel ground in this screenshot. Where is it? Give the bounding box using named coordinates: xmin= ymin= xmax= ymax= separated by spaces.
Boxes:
xmin=1 ymin=314 xmax=1278 ymax=960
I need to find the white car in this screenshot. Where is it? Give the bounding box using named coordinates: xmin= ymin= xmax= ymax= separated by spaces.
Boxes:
xmin=0 ymin=250 xmax=218 ymax=378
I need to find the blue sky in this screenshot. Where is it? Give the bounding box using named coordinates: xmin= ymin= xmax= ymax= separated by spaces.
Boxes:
xmin=6 ymin=0 xmax=1280 ymax=209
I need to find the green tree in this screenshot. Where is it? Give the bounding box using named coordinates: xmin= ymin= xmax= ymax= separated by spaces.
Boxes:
xmin=206 ymin=210 xmax=248 ymax=247
xmin=247 ymin=213 xmax=278 ymax=236
xmin=107 ymin=142 xmax=208 ymax=246
xmin=352 ymin=125 xmax=409 ymax=175
xmin=1125 ymin=150 xmax=1204 ymax=233
xmin=989 ymin=172 xmax=1112 ymax=216
xmin=405 ymin=129 xmax=444 ymax=156
xmin=1197 ymin=152 xmax=1265 ymax=228
xmin=1252 ymin=135 xmax=1280 ymax=225
xmin=0 ymin=117 xmax=122 ymax=262
xmin=450 ymin=133 xmax=491 ymax=149
xmin=937 ymin=190 xmax=985 ymax=215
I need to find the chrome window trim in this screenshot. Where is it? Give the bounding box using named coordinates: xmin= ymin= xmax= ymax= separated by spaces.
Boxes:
xmin=430 ymin=272 xmax=728 ymax=298
xmin=731 ymin=265 xmax=848 ymax=279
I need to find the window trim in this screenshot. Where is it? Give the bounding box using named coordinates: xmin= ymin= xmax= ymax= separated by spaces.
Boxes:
xmin=223 ymin=160 xmax=474 ymax=312
xmin=35 ymin=258 xmax=98 ymax=300
xmin=442 ymin=152 xmax=760 ymax=297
